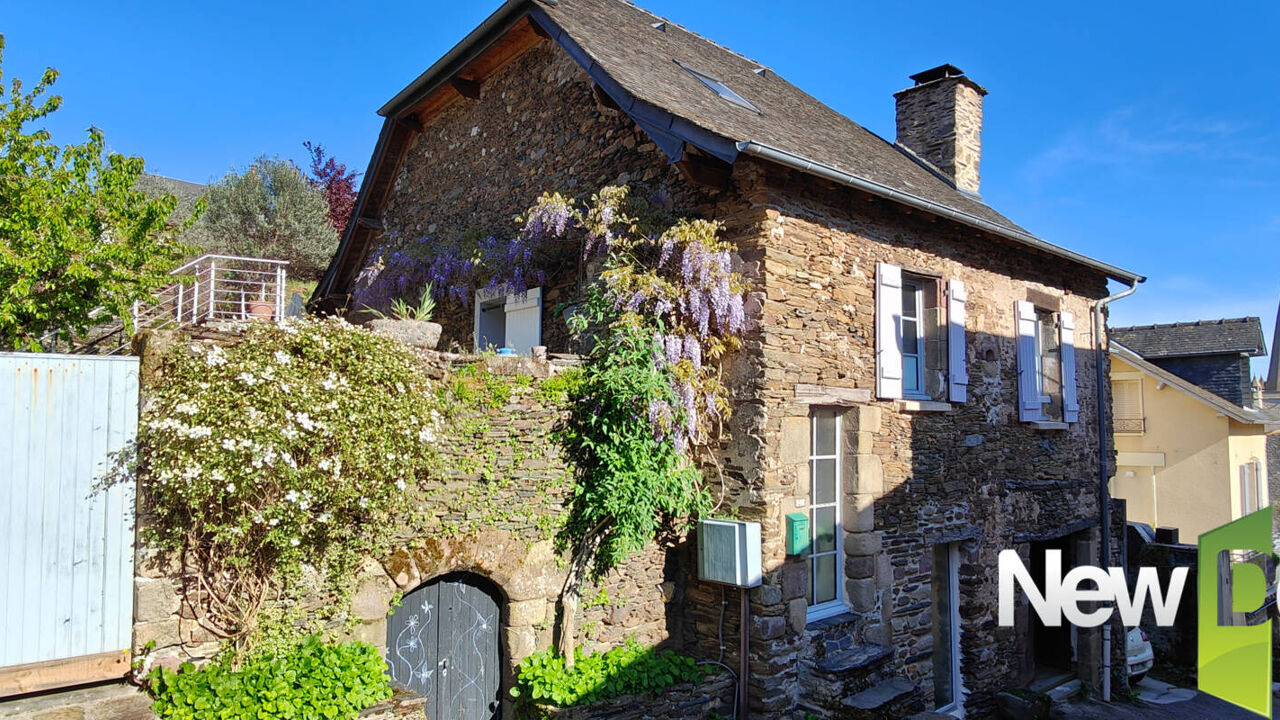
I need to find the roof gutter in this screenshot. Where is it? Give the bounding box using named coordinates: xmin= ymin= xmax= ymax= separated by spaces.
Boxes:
xmin=1092 ymin=277 xmax=1137 ymax=704
xmin=735 ymin=141 xmax=1145 ymax=285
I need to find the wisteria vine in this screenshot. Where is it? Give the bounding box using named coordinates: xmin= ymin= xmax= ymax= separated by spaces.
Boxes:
xmin=352 ymin=185 xmax=748 ymax=459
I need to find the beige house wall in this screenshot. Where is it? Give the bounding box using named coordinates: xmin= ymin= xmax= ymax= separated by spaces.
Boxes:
xmin=1110 ymin=355 xmax=1242 ymax=542
xmin=1227 ymin=423 xmax=1270 ymax=520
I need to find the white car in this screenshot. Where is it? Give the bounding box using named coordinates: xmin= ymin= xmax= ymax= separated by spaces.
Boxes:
xmin=1126 ymin=627 xmax=1154 ymax=683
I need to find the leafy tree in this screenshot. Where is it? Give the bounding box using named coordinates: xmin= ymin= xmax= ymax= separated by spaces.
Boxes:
xmin=0 ymin=36 xmax=199 ymax=350
xmin=201 ymin=157 xmax=338 ymax=280
xmin=302 ymin=141 xmax=358 ymax=235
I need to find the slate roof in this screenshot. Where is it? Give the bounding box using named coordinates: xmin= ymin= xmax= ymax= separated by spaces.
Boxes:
xmin=538 ymin=0 xmax=1016 ymax=222
xmin=1110 ymin=318 xmax=1267 ymax=360
xmin=368 ymin=0 xmax=1141 ymax=285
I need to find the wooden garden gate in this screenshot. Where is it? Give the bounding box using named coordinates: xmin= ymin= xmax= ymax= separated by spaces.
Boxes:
xmin=0 ymin=352 xmax=138 ymax=695
xmin=386 ymin=573 xmax=502 ymax=720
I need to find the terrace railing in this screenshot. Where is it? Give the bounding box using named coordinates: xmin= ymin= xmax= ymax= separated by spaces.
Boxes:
xmin=54 ymin=254 xmax=288 ymax=355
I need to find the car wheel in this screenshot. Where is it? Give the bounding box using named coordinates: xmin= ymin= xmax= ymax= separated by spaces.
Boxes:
xmin=1130 ymin=672 xmax=1146 ymax=685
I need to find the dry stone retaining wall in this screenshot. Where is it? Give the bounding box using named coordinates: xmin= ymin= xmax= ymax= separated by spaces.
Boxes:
xmin=130 ymin=346 xmax=687 ymax=714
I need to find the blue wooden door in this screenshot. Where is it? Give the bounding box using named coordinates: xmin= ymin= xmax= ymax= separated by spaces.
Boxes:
xmin=387 ymin=574 xmax=501 ymax=719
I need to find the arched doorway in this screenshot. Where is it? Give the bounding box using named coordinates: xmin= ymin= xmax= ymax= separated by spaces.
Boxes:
xmin=386 ymin=572 xmax=502 ymax=720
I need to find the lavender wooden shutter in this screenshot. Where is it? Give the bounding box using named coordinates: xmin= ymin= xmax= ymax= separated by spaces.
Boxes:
xmin=1016 ymin=301 xmax=1042 ymax=422
xmin=947 ymin=279 xmax=968 ymax=403
xmin=876 ymin=263 xmax=903 ymax=400
xmin=1060 ymin=311 xmax=1079 ymax=423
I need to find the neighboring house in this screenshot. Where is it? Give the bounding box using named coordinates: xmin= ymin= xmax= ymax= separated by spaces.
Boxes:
xmin=313 ymin=0 xmax=1143 ymax=716
xmin=1108 ymin=318 xmax=1275 ymax=543
xmin=1110 ymin=318 xmax=1266 ymax=407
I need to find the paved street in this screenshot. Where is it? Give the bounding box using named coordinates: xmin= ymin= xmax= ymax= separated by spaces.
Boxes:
xmin=1055 ymin=678 xmax=1274 ymax=719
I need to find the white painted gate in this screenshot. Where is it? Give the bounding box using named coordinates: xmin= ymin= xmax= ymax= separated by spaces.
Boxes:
xmin=0 ymin=352 xmax=138 ymax=677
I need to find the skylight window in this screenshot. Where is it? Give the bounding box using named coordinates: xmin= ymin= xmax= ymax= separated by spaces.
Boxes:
xmin=675 ymin=60 xmax=761 ymax=114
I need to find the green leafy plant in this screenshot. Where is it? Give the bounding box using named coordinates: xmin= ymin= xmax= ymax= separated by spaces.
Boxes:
xmin=363 ymin=285 xmax=436 ymax=322
xmin=0 ymin=36 xmax=202 ymax=350
xmin=511 ymin=639 xmax=704 ymax=708
xmin=105 ymin=317 xmax=444 ymax=655
xmin=147 ymin=636 xmax=390 ymax=720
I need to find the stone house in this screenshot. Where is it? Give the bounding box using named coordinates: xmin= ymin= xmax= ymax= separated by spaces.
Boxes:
xmin=1107 ymin=319 xmax=1274 ymax=543
xmin=310 ymin=0 xmax=1145 ymax=716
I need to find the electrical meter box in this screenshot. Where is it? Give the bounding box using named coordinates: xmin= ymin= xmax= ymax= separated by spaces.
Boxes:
xmin=697 ymin=519 xmax=762 ymax=588
xmin=785 ymin=512 xmax=810 ymax=556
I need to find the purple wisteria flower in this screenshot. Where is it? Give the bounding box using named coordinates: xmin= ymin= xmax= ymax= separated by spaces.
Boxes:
xmin=683 ymin=335 xmax=702 ymax=370
xmin=727 ymin=293 xmax=745 ymax=334
xmin=658 ymin=236 xmax=675 ymax=268
xmin=665 ymin=335 xmax=683 ymax=367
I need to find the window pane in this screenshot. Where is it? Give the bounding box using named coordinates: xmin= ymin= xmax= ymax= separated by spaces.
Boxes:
xmin=813 ymin=554 xmax=837 ymax=605
xmin=902 ymin=284 xmax=918 ymax=317
xmin=813 ymin=507 xmax=837 ymax=553
xmin=932 ymin=545 xmax=955 ymax=707
xmin=903 ymin=356 xmax=920 ymax=392
xmin=813 ymin=411 xmax=837 ymax=456
xmin=812 ymin=458 xmax=837 ymax=504
xmin=902 ymin=319 xmax=919 ymax=354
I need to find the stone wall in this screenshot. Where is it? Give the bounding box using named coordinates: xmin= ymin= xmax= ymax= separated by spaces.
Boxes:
xmin=130 ymin=344 xmax=687 ymax=718
xmin=695 ymin=169 xmax=1118 ymax=716
xmin=374 ymin=41 xmax=735 ymax=354
xmin=530 ymin=672 xmax=734 ymax=720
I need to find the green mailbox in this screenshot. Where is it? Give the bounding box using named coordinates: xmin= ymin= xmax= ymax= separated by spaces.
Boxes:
xmin=785 ymin=512 xmax=810 ymax=556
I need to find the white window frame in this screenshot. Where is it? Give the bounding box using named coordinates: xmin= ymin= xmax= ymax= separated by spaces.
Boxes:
xmin=900 ymin=277 xmax=928 ymax=399
xmin=473 ymin=286 xmax=542 ymax=355
xmin=807 ymin=409 xmax=845 ymax=622
xmin=933 ymin=542 xmax=965 ymax=717
xmin=1032 ymin=313 xmax=1052 ymax=405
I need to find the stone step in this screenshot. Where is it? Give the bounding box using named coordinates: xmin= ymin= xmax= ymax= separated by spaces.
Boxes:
xmin=1046 ymin=678 xmax=1081 ymax=704
xmin=842 ymin=677 xmax=915 ymax=711
xmin=814 ymin=643 xmax=892 ymax=675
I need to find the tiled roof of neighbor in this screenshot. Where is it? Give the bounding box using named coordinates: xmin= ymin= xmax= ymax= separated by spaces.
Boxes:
xmin=1110 ymin=318 xmax=1267 ymax=359
xmin=366 ymin=0 xmax=1141 ymax=286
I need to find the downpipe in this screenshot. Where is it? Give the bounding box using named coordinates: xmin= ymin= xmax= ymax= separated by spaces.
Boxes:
xmin=1094 ymin=278 xmax=1139 ymax=702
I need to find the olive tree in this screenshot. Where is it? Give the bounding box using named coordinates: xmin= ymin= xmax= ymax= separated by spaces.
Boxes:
xmin=201 ymin=157 xmax=338 ymax=280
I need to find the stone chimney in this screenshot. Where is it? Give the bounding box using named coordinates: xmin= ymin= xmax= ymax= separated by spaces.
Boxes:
xmin=894 ymin=64 xmax=987 ymax=196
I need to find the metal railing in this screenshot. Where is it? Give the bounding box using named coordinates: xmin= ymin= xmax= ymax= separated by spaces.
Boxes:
xmin=1113 ymin=417 xmax=1145 ymax=434
xmin=139 ymin=254 xmax=289 ymax=328
xmin=56 ymin=254 xmax=289 ymax=355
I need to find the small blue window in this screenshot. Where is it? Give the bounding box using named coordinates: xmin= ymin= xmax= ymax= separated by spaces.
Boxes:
xmin=675 ymin=60 xmax=761 ymax=114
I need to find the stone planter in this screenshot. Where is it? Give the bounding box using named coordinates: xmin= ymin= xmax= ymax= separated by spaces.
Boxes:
xmin=995 ymin=689 xmax=1051 ymax=720
xmin=366 ymin=319 xmax=442 ymax=350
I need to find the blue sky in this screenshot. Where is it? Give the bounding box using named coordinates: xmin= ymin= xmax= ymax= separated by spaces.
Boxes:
xmin=4 ymin=1 xmax=1277 ymax=377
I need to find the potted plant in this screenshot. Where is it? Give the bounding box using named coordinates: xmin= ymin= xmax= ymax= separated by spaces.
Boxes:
xmin=364 ymin=286 xmax=442 ymax=350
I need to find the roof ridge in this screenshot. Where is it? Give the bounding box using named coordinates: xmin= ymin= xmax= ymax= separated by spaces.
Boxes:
xmin=607 ymin=0 xmax=773 ymax=73
xmin=1113 ymin=317 xmax=1261 ymax=331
